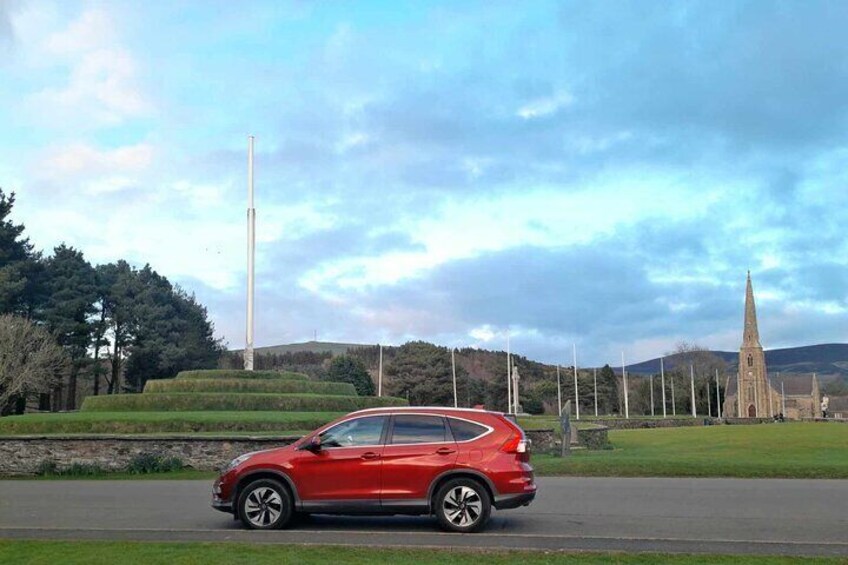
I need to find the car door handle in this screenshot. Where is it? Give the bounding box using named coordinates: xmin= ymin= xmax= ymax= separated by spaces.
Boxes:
xmin=436 ymin=447 xmax=456 ymax=455
xmin=361 ymin=452 xmax=380 ymax=460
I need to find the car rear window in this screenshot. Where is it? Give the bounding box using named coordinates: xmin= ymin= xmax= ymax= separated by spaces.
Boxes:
xmin=390 ymin=415 xmax=447 ymax=444
xmin=447 ymin=417 xmax=489 ymax=441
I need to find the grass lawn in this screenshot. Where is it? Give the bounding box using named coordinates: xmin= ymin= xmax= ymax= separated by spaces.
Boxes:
xmin=534 ymin=422 xmax=848 ymax=479
xmin=0 ymin=541 xmax=840 ymax=565
xmin=0 ymin=411 xmax=344 ymax=435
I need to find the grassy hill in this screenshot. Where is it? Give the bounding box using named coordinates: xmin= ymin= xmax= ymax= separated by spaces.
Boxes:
xmin=625 ymin=343 xmax=848 ymax=380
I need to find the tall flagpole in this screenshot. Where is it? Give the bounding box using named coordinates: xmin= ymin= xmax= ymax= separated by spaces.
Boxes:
xmin=244 ymin=135 xmax=256 ymax=371
xmin=660 ymin=357 xmax=667 ymax=418
xmin=716 ymin=369 xmax=722 ymax=419
xmin=377 ymin=343 xmax=383 ymax=396
xmin=671 ymin=371 xmax=677 ymax=416
xmin=781 ymin=380 xmax=786 ymax=416
xmin=621 ymin=351 xmax=629 ymax=419
xmin=690 ymin=364 xmax=697 ymax=417
xmin=706 ymin=374 xmax=712 ymax=417
xmin=572 ymin=344 xmax=580 ymax=420
xmin=451 ymin=348 xmax=457 ymax=408
xmin=556 ymin=365 xmax=562 ymax=416
xmin=506 ymin=333 xmax=512 ymax=414
xmin=593 ymin=367 xmax=598 ymax=417
xmin=650 ymin=373 xmax=655 ymax=416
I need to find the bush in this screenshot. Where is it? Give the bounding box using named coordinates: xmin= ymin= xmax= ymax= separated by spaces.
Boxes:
xmin=325 ymin=355 xmax=375 ymax=396
xmin=36 ymin=460 xmax=58 ymax=475
xmin=81 ymin=392 xmax=408 ymax=412
xmin=36 ymin=461 xmax=104 ymax=476
xmin=175 ymin=370 xmax=307 ymax=381
xmin=127 ymin=453 xmax=183 ymax=474
xmin=144 ymin=378 xmax=356 ymax=396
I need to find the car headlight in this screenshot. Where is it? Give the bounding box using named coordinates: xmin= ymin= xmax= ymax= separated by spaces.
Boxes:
xmin=225 ymin=452 xmax=255 ymax=471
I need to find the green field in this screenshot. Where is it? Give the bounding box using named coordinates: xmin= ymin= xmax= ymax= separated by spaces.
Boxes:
xmin=0 ymin=411 xmax=344 ymax=435
xmin=0 ymin=541 xmax=839 ymax=565
xmin=536 ymin=422 xmax=848 ymax=479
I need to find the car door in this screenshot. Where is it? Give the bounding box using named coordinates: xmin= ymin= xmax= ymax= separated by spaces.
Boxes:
xmin=380 ymin=414 xmax=458 ymax=508
xmin=293 ymin=415 xmax=387 ymax=506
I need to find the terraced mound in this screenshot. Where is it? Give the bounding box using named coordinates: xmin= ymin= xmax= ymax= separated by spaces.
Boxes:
xmin=80 ymin=369 xmax=406 ymax=413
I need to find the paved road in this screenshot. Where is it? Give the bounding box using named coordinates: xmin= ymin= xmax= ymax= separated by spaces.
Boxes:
xmin=1 ymin=477 xmax=847 ymax=556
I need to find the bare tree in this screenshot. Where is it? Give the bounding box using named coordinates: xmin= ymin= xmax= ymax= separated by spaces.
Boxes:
xmin=0 ymin=315 xmax=69 ymax=416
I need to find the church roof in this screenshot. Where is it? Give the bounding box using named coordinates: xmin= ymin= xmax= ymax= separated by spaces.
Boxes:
xmin=725 ymin=374 xmax=817 ymax=396
xmin=827 ymin=395 xmax=848 ymax=411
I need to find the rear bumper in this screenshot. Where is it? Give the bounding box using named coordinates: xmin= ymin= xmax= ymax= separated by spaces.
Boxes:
xmin=493 ymin=490 xmax=536 ymax=510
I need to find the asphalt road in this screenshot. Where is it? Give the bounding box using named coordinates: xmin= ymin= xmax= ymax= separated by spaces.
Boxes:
xmin=1 ymin=477 xmax=846 ymax=556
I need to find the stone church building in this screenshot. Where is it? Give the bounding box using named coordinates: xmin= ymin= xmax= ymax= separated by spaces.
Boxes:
xmin=723 ymin=273 xmax=822 ymax=419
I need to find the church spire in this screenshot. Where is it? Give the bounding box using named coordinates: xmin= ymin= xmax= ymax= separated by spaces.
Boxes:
xmin=743 ymin=271 xmax=761 ymax=347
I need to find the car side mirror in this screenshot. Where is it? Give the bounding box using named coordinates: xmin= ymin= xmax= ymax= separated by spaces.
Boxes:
xmin=301 ymin=435 xmax=322 ymax=453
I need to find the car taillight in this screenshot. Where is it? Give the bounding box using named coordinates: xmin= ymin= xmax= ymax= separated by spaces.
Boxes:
xmin=500 ymin=434 xmax=530 ymax=462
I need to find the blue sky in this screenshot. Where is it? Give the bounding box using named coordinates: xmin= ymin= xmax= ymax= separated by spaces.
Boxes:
xmin=1 ymin=0 xmax=847 ymax=366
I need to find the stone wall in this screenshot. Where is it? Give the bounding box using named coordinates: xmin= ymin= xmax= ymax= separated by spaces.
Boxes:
xmin=0 ymin=435 xmax=299 ymax=476
xmin=591 ymin=418 xmax=717 ymax=429
xmin=524 ymin=427 xmax=610 ymax=455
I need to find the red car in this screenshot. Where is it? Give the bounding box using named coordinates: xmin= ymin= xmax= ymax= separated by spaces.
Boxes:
xmin=212 ymin=407 xmax=536 ymax=532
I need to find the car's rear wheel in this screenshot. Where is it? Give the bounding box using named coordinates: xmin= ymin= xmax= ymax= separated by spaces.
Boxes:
xmin=237 ymin=479 xmax=293 ymax=530
xmin=434 ymin=478 xmax=491 ymax=533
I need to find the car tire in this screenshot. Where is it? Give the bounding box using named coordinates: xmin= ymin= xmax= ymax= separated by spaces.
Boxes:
xmin=434 ymin=478 xmax=491 ymax=533
xmin=237 ymin=479 xmax=293 ymax=530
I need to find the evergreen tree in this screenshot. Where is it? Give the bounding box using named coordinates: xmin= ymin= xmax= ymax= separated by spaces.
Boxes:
xmin=0 ymin=189 xmax=42 ymax=317
xmin=41 ymin=245 xmax=97 ymax=409
xmin=325 ymin=355 xmax=374 ymax=396
xmin=596 ymin=365 xmax=620 ymax=415
xmin=385 ymin=341 xmax=461 ymax=406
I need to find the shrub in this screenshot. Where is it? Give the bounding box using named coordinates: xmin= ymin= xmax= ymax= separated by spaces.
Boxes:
xmin=127 ymin=452 xmax=184 ymax=474
xmin=36 ymin=460 xmax=58 ymax=475
xmin=324 ymin=355 xmax=375 ymax=396
xmin=144 ymin=378 xmax=356 ymax=396
xmin=175 ymin=370 xmax=307 ymax=381
xmin=81 ymin=393 xmax=408 ymax=413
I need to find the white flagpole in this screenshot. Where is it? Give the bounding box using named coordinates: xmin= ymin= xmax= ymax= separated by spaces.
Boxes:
xmin=593 ymin=367 xmax=598 ymax=417
xmin=706 ymin=374 xmax=712 ymax=417
xmin=690 ymin=364 xmax=697 ymax=417
xmin=621 ymin=351 xmax=629 ymax=419
xmin=671 ymin=371 xmax=677 ymax=416
xmin=767 ymin=374 xmax=773 ymax=418
xmin=661 ymin=357 xmax=667 ymax=418
xmin=556 ymin=365 xmax=562 ymax=417
xmin=244 ymin=135 xmax=256 ymax=371
xmin=781 ymin=380 xmax=786 ymax=416
xmin=573 ymin=344 xmax=579 ymax=420
xmin=451 ymin=348 xmax=458 ymax=408
xmin=716 ymin=369 xmax=722 ymax=419
xmin=378 ymin=344 xmax=383 ymax=397
xmin=506 ymin=333 xmax=512 ymax=414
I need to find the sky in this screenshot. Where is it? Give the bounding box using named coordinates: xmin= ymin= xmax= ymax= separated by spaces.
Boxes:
xmin=1 ymin=0 xmax=847 ymax=366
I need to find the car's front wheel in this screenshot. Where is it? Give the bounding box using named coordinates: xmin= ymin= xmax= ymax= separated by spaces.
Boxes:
xmin=237 ymin=479 xmax=293 ymax=530
xmin=434 ymin=478 xmax=491 ymax=533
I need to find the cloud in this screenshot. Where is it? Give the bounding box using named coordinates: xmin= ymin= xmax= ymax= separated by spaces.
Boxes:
xmin=27 ymin=7 xmax=150 ymax=127
xmin=516 ymin=91 xmax=574 ymax=120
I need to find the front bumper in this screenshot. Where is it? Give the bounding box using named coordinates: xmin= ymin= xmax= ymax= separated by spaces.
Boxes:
xmin=493 ymin=490 xmax=536 ymax=510
xmin=212 ymin=477 xmax=234 ymax=513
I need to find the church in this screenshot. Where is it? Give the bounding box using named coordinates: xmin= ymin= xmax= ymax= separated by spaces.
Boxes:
xmin=723 ymin=273 xmax=822 ymax=420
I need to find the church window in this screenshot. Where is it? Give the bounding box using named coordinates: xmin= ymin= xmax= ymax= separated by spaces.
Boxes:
xmin=747 ymin=354 xmax=753 ymax=367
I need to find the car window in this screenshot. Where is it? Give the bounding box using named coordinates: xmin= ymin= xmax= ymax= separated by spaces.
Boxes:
xmin=390 ymin=415 xmax=448 ymax=444
xmin=320 ymin=416 xmax=386 ymax=448
xmin=447 ymin=417 xmax=488 ymax=441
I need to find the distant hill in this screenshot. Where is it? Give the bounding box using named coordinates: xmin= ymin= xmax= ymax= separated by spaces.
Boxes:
xmin=235 ymin=341 xmax=367 ymax=357
xmin=624 ymin=343 xmax=848 ymax=381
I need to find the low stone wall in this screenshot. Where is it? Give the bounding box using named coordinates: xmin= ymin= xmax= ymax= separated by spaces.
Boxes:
xmin=591 ymin=418 xmax=718 ymax=429
xmin=524 ymin=427 xmax=610 ymax=454
xmin=0 ymin=435 xmax=299 ymax=476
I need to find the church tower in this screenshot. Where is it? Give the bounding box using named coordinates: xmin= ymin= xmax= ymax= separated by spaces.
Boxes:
xmin=737 ymin=272 xmax=773 ymax=417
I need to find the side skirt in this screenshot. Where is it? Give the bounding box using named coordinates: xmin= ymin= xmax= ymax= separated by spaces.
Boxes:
xmin=299 ymin=499 xmax=430 ymax=515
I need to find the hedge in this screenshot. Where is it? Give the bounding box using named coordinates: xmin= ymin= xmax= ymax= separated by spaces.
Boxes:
xmin=144 ymin=379 xmax=356 ymax=396
xmin=175 ymin=370 xmax=308 ymax=381
xmin=81 ymin=393 xmax=408 ymax=413
xmin=0 ymin=411 xmax=343 ymax=435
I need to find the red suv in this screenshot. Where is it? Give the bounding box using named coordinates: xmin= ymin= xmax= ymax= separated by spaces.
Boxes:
xmin=212 ymin=407 xmax=536 ymax=532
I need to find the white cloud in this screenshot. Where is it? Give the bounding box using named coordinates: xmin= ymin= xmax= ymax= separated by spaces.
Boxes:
xmin=516 ymin=91 xmax=574 ymax=119
xmin=27 ymin=7 xmax=150 ymax=127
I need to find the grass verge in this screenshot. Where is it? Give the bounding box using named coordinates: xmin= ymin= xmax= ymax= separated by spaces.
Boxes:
xmin=535 ymin=422 xmax=848 ymax=478
xmin=0 ymin=541 xmax=840 ymax=565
